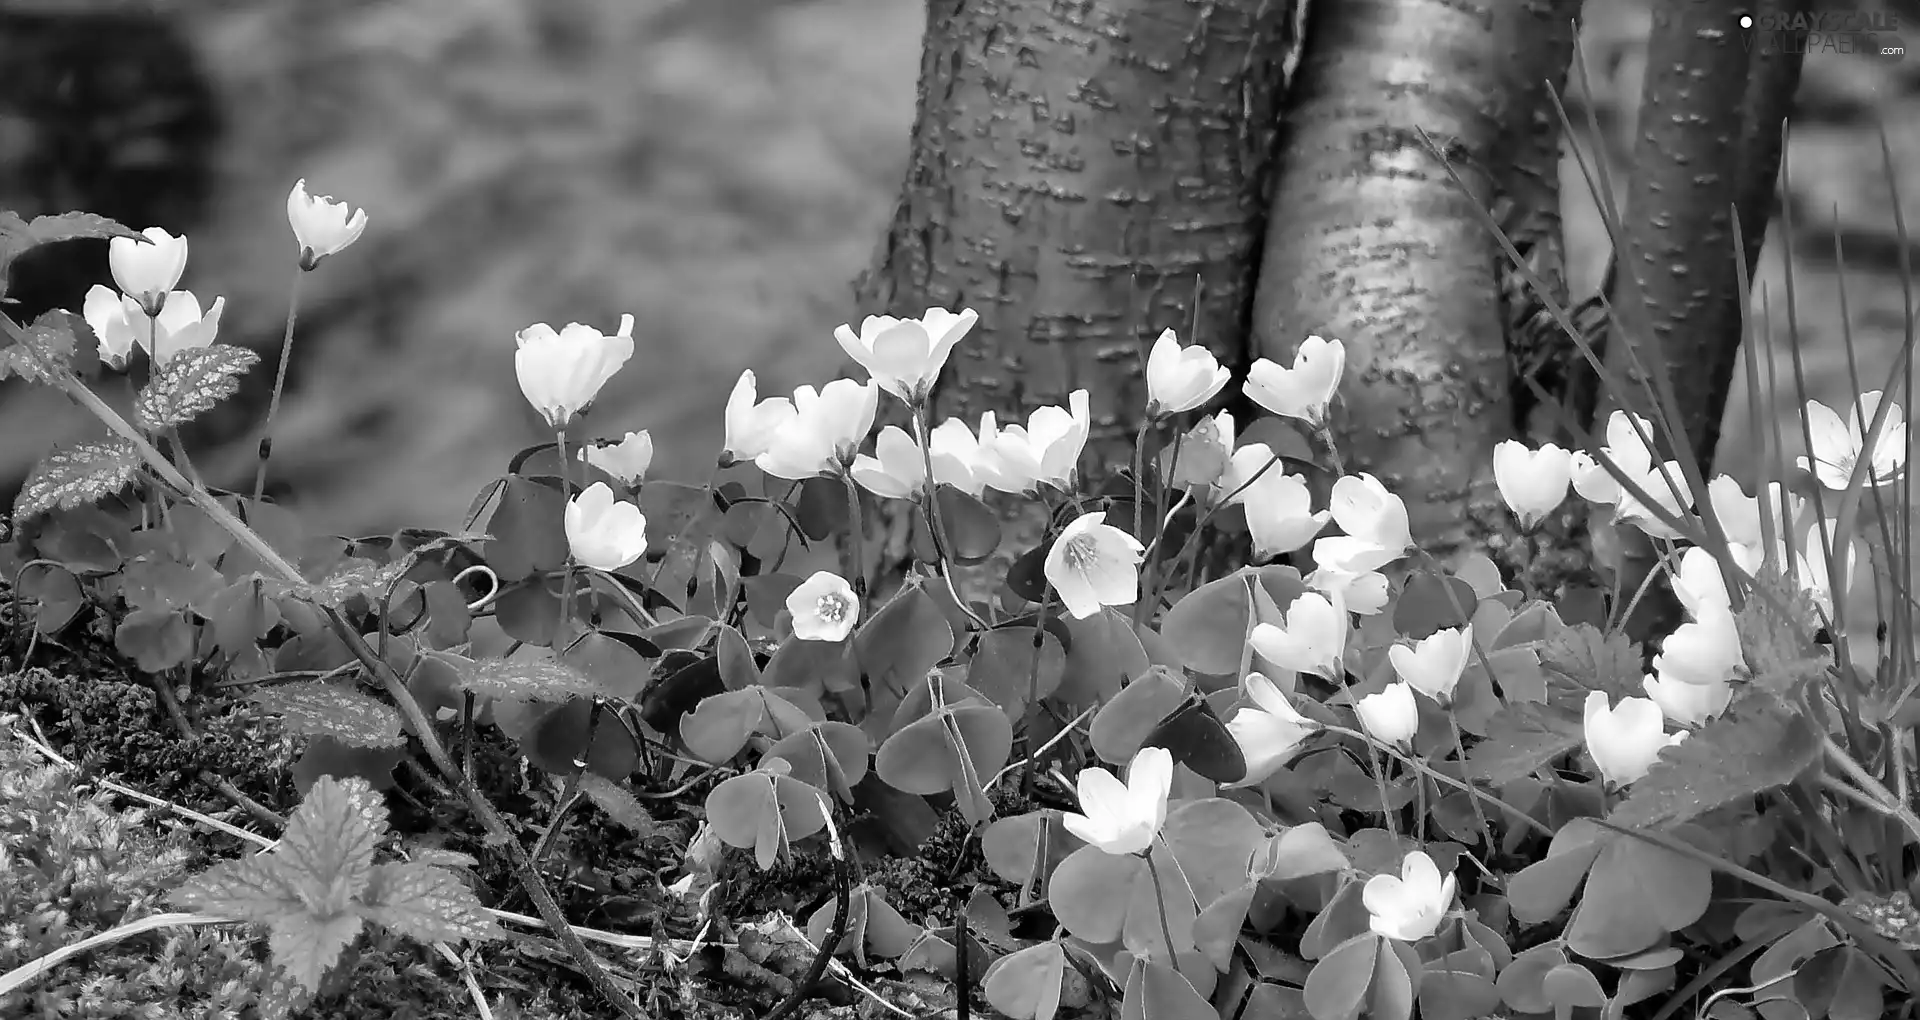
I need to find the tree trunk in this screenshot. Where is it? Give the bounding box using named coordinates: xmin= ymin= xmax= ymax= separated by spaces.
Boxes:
xmin=1248 ymin=0 xmax=1582 ymax=562
xmin=1605 ymin=0 xmax=1809 ymax=469
xmin=850 ymin=0 xmax=1306 ymax=592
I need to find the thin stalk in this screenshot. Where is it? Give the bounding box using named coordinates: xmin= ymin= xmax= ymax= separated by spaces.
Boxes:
xmin=1142 ymin=843 xmax=1181 ymax=965
xmin=1021 ymin=594 xmax=1053 ymax=798
xmin=1444 ymin=705 xmax=1494 ymax=850
xmin=253 ymin=268 xmax=304 ymax=502
xmin=838 ymin=470 xmax=868 ymax=609
xmin=555 ymin=427 xmax=578 ymax=647
xmin=1334 ymin=668 xmax=1397 ymax=838
xmin=908 ymin=410 xmax=986 ymax=630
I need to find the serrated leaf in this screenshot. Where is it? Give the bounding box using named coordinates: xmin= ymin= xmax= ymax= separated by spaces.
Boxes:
xmin=302 ymin=558 xmax=409 ymax=609
xmin=577 ymin=772 xmax=658 ymax=838
xmin=457 ymin=656 xmax=606 ymax=702
xmin=250 ymin=680 xmax=408 ymax=750
xmin=133 ymin=343 xmax=259 ymax=431
xmin=1608 ymin=694 xmax=1821 ymax=829
xmin=169 ymin=850 xmax=304 ymax=924
xmin=1537 ymin=624 xmax=1642 ymax=701
xmin=1737 ymin=569 xmax=1830 ymax=696
xmin=276 ymin=775 xmax=387 ymax=916
xmin=1464 ymin=702 xmax=1585 ymax=785
xmin=0 ymin=308 xmax=91 ymax=383
xmin=267 ymin=911 xmax=364 ymax=993
xmin=0 ymin=209 xmax=139 ymax=257
xmin=12 ymin=437 xmax=143 ymax=520
xmin=355 ymin=861 xmax=499 ymax=943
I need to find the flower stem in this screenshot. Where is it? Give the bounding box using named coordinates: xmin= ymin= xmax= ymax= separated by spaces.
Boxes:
xmin=1445 ymin=705 xmax=1495 ymax=850
xmin=1133 ymin=420 xmax=1151 ymax=543
xmin=253 ymin=268 xmax=304 ymax=504
xmin=1331 ymin=667 xmax=1397 ymax=838
xmin=909 ymin=409 xmax=986 ymax=631
xmin=838 ymin=470 xmax=868 ymax=608
xmin=1143 ymin=843 xmax=1181 ymax=965
xmin=1021 ymin=594 xmax=1053 ymax=798
xmin=555 ymin=428 xmax=577 ymax=647
xmin=1313 ymin=424 xmax=1346 ymax=476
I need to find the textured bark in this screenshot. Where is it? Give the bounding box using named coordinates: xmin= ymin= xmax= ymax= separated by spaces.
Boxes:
xmin=1249 ymin=0 xmax=1582 ymax=560
xmin=853 ymin=0 xmax=1305 ymax=588
xmin=1604 ymin=0 xmax=1809 ymax=468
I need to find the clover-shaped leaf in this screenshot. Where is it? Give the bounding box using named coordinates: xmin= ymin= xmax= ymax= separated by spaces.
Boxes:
xmin=855 ymin=585 xmax=956 ymax=692
xmin=874 ymin=677 xmax=1012 ymax=826
xmin=983 ymin=942 xmax=1069 ymax=1020
xmin=1506 ymin=818 xmax=1712 ymax=960
xmin=680 ymin=687 xmax=814 ymax=764
xmin=1162 ymin=567 xmax=1306 ymax=676
xmin=967 ymin=624 xmax=1065 ymax=715
xmin=705 ymin=759 xmax=830 ymax=870
xmin=765 ymin=721 xmax=871 ymax=801
xmin=804 ymin=882 xmax=923 ymax=967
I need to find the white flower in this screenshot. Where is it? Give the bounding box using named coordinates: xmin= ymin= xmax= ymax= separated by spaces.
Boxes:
xmin=82 ymin=285 xmax=141 ymax=370
xmin=1243 ymin=335 xmax=1344 ymax=426
xmin=785 ymin=571 xmax=861 ymax=642
xmin=286 ymin=178 xmax=369 ymax=270
xmin=1389 ymin=625 xmax=1473 ymax=705
xmin=1615 ymin=460 xmax=1696 ymax=541
xmin=986 ymin=390 xmax=1091 ymax=493
xmin=579 ymin=430 xmax=654 ymax=486
xmin=851 ymin=424 xmax=977 ymax=500
xmin=1363 ymin=851 xmax=1456 ymax=942
xmin=1307 ymin=566 xmax=1391 ymax=615
xmin=1798 ymin=392 xmax=1907 ymax=490
xmin=140 ymin=290 xmax=228 ymax=367
xmin=1641 ymin=671 xmax=1733 ymax=728
xmin=1145 ymin=328 xmax=1230 ymax=417
xmin=1493 ymin=441 xmax=1572 ymax=530
xmin=1651 ymin=603 xmax=1744 ymax=686
xmin=833 ymin=306 xmax=978 ymax=404
xmin=1786 ymin=517 xmax=1863 ymax=617
xmin=755 ymin=378 xmax=881 ymax=480
xmin=1583 ymin=692 xmax=1687 ymax=788
xmin=564 ymin=481 xmax=649 ymax=571
xmin=514 ymin=316 xmax=637 ymax=430
xmin=1354 ymin=681 xmax=1419 ymax=748
xmin=108 ymin=227 xmax=188 ymax=315
xmin=1314 ymin=473 xmax=1412 ymax=573
xmin=1250 ymin=590 xmax=1348 ymax=681
xmin=1570 ymin=413 xmax=1696 ymax=538
xmin=1044 ymin=511 xmax=1146 ymax=620
xmin=1221 ymin=446 xmax=1329 ymax=559
xmin=1060 ymin=746 xmax=1172 ymax=856
xmin=928 ymin=417 xmax=993 ymax=497
xmin=1669 ymin=546 xmax=1733 ymax=621
xmin=722 ymin=369 xmax=797 ymax=464
xmin=1225 ymin=672 xmax=1320 ymax=787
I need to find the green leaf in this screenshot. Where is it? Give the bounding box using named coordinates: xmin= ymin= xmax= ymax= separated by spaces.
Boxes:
xmin=0 ymin=210 xmax=139 ymax=297
xmin=1608 ymin=693 xmax=1821 ymax=829
xmin=133 ymin=343 xmax=259 ymax=431
xmin=114 ymin=606 xmax=196 ymax=672
xmin=250 ymin=680 xmax=408 ymax=750
xmin=1463 ymin=702 xmax=1584 ymax=785
xmin=576 ymin=772 xmax=658 ymax=838
xmin=0 ymin=309 xmax=97 ymax=382
xmin=301 ymin=558 xmax=409 ymax=610
xmin=267 ymin=912 xmax=364 ymax=993
xmin=982 ymin=942 xmax=1067 ymax=1020
xmin=1536 ymin=624 xmax=1642 ymax=702
xmin=168 ymin=775 xmax=391 ymax=993
xmin=453 ymin=653 xmax=602 ymax=703
xmin=13 ymin=436 xmax=143 ymax=521
xmin=355 ymin=861 xmax=499 ymax=944
xmin=1737 ymin=568 xmax=1830 ymax=696
xmin=1303 ymin=934 xmax=1380 ymax=1020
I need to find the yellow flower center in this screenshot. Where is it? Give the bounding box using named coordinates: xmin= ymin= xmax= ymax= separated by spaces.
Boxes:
xmin=815 ymin=592 xmax=851 ymax=623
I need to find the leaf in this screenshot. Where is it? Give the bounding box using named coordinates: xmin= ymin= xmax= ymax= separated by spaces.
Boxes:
xmin=1536 ymin=624 xmax=1642 ymax=701
xmin=576 ymin=772 xmax=658 ymax=838
xmin=0 ymin=210 xmax=138 ymax=281
xmin=170 ymin=850 xmax=304 ymax=924
xmin=1737 ymin=568 xmax=1830 ymax=696
xmin=267 ymin=911 xmax=364 ymax=993
xmin=455 ymin=655 xmax=606 ymax=702
xmin=982 ymin=942 xmax=1068 ymax=1020
xmin=1462 ymin=701 xmax=1584 ymax=785
xmin=114 ymin=606 xmax=195 ymax=672
xmin=356 ymin=861 xmax=499 ymax=943
xmin=1393 ymin=571 xmax=1478 ymax=639
xmin=1304 ymin=934 xmax=1380 ymax=1020
xmin=13 ymin=437 xmax=143 ymax=521
xmin=250 ymin=681 xmax=408 ymax=750
xmin=275 ymin=775 xmax=388 ymax=916
xmin=0 ymin=308 xmax=89 ymax=382
xmin=1608 ymin=694 xmax=1822 ymax=829
xmin=132 ymin=343 xmax=259 ymax=430
xmin=301 ymin=558 xmax=409 ymax=610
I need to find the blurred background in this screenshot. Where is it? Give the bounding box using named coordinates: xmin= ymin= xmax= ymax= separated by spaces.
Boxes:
xmin=1 ymin=0 xmax=1916 ymax=539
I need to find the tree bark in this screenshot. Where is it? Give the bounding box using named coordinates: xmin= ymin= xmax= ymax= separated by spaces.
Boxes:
xmin=1248 ymin=0 xmax=1582 ymax=562
xmin=851 ymin=0 xmax=1306 ymax=589
xmin=1604 ymin=0 xmax=1809 ymax=469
